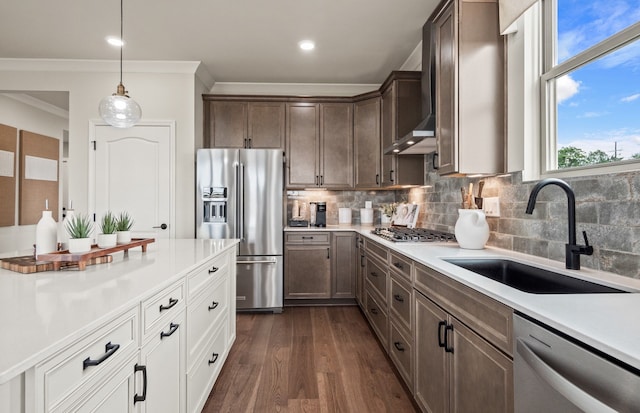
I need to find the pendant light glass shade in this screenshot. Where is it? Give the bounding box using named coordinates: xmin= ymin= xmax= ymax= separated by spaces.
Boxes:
xmin=99 ymin=83 xmax=141 ymax=128
xmin=99 ymin=0 xmax=141 ymax=128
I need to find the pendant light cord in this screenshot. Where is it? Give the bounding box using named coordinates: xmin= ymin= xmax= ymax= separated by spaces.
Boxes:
xmin=120 ymin=0 xmax=123 ymax=85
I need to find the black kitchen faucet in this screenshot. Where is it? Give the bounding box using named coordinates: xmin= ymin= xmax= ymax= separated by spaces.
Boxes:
xmin=525 ymin=178 xmax=593 ymax=270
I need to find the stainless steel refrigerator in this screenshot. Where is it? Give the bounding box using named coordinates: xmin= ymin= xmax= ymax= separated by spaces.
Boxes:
xmin=196 ymin=149 xmax=283 ymax=312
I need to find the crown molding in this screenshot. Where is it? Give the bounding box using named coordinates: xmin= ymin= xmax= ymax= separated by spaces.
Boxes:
xmin=0 ymin=58 xmax=204 ymax=75
xmin=1 ymin=93 xmax=69 ymax=119
xmin=209 ymin=82 xmax=380 ymax=97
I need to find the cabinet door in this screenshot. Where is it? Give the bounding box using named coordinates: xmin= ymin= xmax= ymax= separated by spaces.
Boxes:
xmin=331 ymin=232 xmax=356 ymax=298
xmin=354 ymin=97 xmax=381 ymax=188
xmin=449 ymin=320 xmax=513 ymax=413
xmin=380 ymin=86 xmax=396 ymax=186
xmin=138 ymin=311 xmax=186 ymax=413
xmin=204 ymin=101 xmax=247 ymax=148
xmin=414 ymin=292 xmax=450 ymax=413
xmin=286 ymin=103 xmax=319 ymax=188
xmin=355 ymin=236 xmax=365 ymax=306
xmin=284 ymin=244 xmax=331 ymax=298
xmin=435 ymin=2 xmax=456 ymax=175
xmin=247 ymin=102 xmax=285 ymax=149
xmin=320 ymin=103 xmax=354 ymax=188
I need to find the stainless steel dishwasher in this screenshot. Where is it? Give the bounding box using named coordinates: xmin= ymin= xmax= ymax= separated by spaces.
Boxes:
xmin=514 ymin=313 xmax=640 ymax=413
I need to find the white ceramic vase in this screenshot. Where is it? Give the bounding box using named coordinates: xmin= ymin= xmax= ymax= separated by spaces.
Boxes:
xmin=454 ymin=209 xmax=490 ymax=250
xmin=68 ymin=238 xmax=92 ymax=254
xmin=97 ymin=233 xmax=117 ymax=248
xmin=36 ymin=210 xmax=58 ymax=258
xmin=116 ymin=230 xmax=132 ymax=244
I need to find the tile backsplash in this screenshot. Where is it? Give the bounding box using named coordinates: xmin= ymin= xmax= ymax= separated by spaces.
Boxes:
xmin=402 ymin=168 xmax=640 ymax=279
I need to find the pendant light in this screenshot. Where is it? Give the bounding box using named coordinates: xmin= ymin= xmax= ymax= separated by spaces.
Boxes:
xmin=99 ymin=0 xmax=141 ymax=128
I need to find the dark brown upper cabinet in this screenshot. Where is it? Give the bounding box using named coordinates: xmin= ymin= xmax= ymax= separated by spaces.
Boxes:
xmin=354 ymin=92 xmax=382 ymax=189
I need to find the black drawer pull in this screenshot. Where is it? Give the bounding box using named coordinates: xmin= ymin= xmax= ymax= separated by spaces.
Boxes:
xmin=160 ymin=323 xmax=179 ymax=339
xmin=208 ymin=266 xmax=219 ymax=274
xmin=159 ymin=297 xmax=178 ymax=312
xmin=302 ymin=236 xmax=314 ymax=239
xmin=437 ymin=321 xmax=446 ymax=348
xmin=370 ymin=271 xmax=379 ymax=277
xmin=208 ymin=352 xmax=219 ymax=365
xmin=133 ymin=364 xmax=147 ymax=404
xmin=83 ymin=342 xmax=120 ymax=370
xmin=393 ymin=262 xmax=404 ymax=269
xmin=370 ymin=308 xmax=379 ymax=315
xmin=445 ymin=324 xmax=454 ymax=353
xmin=393 ymin=294 xmax=404 ymax=303
xmin=394 ymin=341 xmax=405 ymax=352
xmin=208 ymin=301 xmax=219 ymax=311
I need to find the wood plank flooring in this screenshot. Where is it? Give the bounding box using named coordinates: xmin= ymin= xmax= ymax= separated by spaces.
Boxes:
xmin=202 ymin=306 xmax=418 ymax=413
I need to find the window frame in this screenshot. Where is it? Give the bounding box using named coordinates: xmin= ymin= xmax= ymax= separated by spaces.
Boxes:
xmin=537 ymin=0 xmax=640 ymax=179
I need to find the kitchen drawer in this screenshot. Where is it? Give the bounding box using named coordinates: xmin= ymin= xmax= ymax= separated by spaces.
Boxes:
xmin=389 ymin=322 xmax=412 ymax=389
xmin=141 ymin=280 xmax=185 ymax=342
xmin=389 ymin=274 xmax=412 ymax=331
xmin=364 ymin=290 xmax=388 ymax=349
xmin=364 ymin=238 xmax=388 ymax=263
xmin=187 ymin=274 xmax=229 ymax=368
xmin=389 ymin=252 xmax=412 ymax=282
xmin=187 ymin=251 xmax=229 ymax=299
xmin=32 ymin=307 xmax=138 ymax=413
xmin=365 ymin=256 xmax=388 ymax=305
xmin=285 ymin=232 xmax=330 ymax=244
xmin=187 ymin=322 xmax=228 ymax=413
xmin=415 ymin=262 xmax=513 ymax=356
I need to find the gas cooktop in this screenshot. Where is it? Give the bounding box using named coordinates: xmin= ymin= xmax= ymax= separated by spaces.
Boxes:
xmin=371 ymin=227 xmax=456 ymax=243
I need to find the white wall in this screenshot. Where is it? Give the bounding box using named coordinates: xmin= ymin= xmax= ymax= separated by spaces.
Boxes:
xmin=0 ymin=94 xmax=68 ymax=253
xmin=0 ymin=60 xmax=209 ymax=253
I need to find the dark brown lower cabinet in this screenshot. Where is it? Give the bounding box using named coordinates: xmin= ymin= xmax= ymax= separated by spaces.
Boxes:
xmin=414 ymin=291 xmax=513 ymax=413
xmin=331 ymin=232 xmax=356 ymax=298
xmin=285 ymin=244 xmax=331 ymax=299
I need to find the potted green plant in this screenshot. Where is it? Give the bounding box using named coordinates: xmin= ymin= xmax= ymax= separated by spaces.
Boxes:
xmin=65 ymin=213 xmax=94 ymax=253
xmin=97 ymin=211 xmax=118 ymax=248
xmin=380 ymin=202 xmax=397 ymax=226
xmin=116 ymin=211 xmax=134 ymax=244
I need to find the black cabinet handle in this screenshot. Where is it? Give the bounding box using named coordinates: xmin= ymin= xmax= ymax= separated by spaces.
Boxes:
xmin=315 ymin=175 xmax=319 ymax=185
xmin=376 ymin=173 xmax=380 ymax=185
xmin=160 ymin=323 xmax=179 ymax=339
xmin=208 ymin=352 xmax=219 ymax=365
xmin=244 ymin=138 xmax=248 ymax=148
xmin=248 ymin=138 xmax=252 ymax=148
xmin=302 ymin=236 xmax=314 ymax=239
xmin=159 ymin=297 xmax=178 ymax=312
xmin=437 ymin=321 xmax=446 ymax=348
xmin=327 ymin=248 xmax=330 ymax=259
xmin=433 ymin=152 xmax=439 ymax=170
xmin=393 ymin=294 xmax=404 ymax=303
xmin=320 ymin=175 xmax=324 ymax=185
xmin=390 ymin=170 xmax=395 ymax=183
xmin=208 ymin=301 xmax=219 ymax=311
xmin=360 ymin=254 xmax=365 ymax=267
xmin=208 ymin=266 xmax=219 ymax=274
xmin=370 ymin=308 xmax=379 ymax=315
xmin=370 ymin=271 xmax=378 ymax=277
xmin=83 ymin=342 xmax=120 ymax=370
xmin=445 ymin=324 xmax=454 ymax=353
xmin=133 ymin=364 xmax=147 ymax=404
xmin=394 ymin=341 xmax=405 ymax=352
xmin=393 ymin=262 xmax=403 ymax=270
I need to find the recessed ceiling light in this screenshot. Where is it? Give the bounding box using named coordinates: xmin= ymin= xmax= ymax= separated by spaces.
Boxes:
xmin=298 ymin=40 xmax=315 ymax=51
xmin=106 ymin=36 xmax=124 ymax=47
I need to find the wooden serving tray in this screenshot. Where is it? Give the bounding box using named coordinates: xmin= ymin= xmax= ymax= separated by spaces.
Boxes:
xmin=35 ymin=238 xmax=155 ymax=271
xmin=1 ymin=255 xmax=113 ymax=274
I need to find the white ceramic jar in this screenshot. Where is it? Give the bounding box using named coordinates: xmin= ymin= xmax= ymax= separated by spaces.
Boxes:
xmin=36 ymin=210 xmax=57 ymax=258
xmin=454 ymin=209 xmax=490 ymax=250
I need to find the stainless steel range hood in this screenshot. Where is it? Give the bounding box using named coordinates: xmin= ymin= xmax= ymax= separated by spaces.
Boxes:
xmin=384 ymin=20 xmax=436 ymax=155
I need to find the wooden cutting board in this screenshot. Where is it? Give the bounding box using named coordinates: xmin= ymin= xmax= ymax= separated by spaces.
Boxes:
xmin=0 ymin=255 xmax=113 ymax=274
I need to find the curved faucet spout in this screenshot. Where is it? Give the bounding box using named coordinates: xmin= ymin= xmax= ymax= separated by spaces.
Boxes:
xmin=525 ymin=178 xmax=576 ymax=246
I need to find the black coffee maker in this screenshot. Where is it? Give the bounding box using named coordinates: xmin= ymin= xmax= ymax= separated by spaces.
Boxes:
xmin=315 ymin=202 xmax=327 ymax=227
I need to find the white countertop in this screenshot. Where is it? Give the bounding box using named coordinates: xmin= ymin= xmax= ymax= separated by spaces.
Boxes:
xmin=355 ymin=230 xmax=640 ymax=371
xmin=0 ymin=238 xmax=239 ymax=384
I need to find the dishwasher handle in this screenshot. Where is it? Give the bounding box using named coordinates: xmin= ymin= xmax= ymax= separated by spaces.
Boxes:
xmin=516 ymin=338 xmax=617 ymax=413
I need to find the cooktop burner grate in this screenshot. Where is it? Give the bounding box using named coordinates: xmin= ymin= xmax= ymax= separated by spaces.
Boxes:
xmin=371 ymin=227 xmax=456 ymax=243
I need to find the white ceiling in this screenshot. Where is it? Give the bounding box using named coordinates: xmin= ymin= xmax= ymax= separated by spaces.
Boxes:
xmin=0 ymin=0 xmax=438 ymax=85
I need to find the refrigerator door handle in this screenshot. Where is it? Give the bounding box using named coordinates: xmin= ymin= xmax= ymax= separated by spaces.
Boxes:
xmin=238 ymin=258 xmax=278 ymax=265
xmin=239 ymin=162 xmax=245 ymax=241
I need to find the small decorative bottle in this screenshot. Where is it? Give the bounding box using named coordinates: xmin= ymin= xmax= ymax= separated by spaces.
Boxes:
xmin=36 ymin=200 xmax=57 ymax=259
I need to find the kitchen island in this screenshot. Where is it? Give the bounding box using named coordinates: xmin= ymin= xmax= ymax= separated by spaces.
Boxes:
xmin=0 ymin=238 xmax=238 ymax=413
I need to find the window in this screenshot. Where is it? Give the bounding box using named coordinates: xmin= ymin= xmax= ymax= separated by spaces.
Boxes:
xmin=541 ymin=0 xmax=640 ymax=175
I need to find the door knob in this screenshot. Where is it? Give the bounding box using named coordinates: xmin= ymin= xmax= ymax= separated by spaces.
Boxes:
xmin=153 ymin=223 xmax=168 ymax=230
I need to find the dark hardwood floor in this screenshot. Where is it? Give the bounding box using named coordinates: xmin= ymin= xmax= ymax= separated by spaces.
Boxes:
xmin=202 ymin=306 xmax=417 ymax=412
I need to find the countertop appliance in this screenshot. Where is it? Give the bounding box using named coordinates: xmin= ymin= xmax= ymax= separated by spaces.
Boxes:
xmin=514 ymin=313 xmax=640 ymax=412
xmin=372 ymin=227 xmax=456 ymax=243
xmin=315 ymin=202 xmax=327 ymax=227
xmin=196 ymin=149 xmax=283 ymax=312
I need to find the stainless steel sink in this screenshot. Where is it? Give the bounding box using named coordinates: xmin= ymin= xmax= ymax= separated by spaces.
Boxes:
xmin=444 ymin=258 xmax=627 ymax=294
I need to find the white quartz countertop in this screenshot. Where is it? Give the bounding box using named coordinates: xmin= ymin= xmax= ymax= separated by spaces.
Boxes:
xmin=355 ymin=230 xmax=640 ymax=371
xmin=0 ymin=238 xmax=239 ymax=384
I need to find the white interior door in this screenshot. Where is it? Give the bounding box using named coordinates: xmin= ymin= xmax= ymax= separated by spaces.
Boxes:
xmin=93 ymin=123 xmax=174 ymax=239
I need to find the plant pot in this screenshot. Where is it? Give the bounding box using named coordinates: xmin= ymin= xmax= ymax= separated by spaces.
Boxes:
xmin=381 ymin=214 xmax=392 ymax=226
xmin=116 ymin=230 xmax=132 ymax=244
xmin=68 ymin=238 xmax=92 ymax=254
xmin=97 ymin=233 xmax=117 ymax=248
